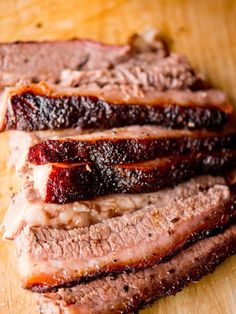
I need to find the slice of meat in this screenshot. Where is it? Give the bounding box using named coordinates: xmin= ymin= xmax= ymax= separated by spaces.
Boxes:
xmin=15 ymin=176 xmax=236 ymax=292
xmin=37 ymin=223 xmax=236 ymax=314
xmin=31 ymin=151 xmax=236 ymax=204
xmin=0 ymin=82 xmax=232 ymax=132
xmin=2 ymin=175 xmax=224 ymax=240
xmin=60 ymin=53 xmax=204 ymax=91
xmin=27 ymin=125 xmax=236 ymax=165
xmin=0 ymin=40 xmax=130 ymax=87
xmin=0 ymin=30 xmax=168 ymax=88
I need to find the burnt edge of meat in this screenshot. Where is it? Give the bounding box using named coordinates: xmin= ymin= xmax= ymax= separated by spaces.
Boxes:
xmin=6 ymin=92 xmax=229 ymax=131
xmin=44 ymin=151 xmax=236 ymax=204
xmin=27 ymin=205 xmax=236 ymax=293
xmin=28 ymin=131 xmax=236 ymax=165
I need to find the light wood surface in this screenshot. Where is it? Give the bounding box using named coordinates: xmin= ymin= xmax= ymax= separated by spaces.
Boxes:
xmin=0 ymin=1 xmax=236 ymax=313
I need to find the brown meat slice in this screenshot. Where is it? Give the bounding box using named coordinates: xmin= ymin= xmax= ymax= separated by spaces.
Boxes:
xmin=2 ymin=175 xmax=224 ymax=240
xmin=27 ymin=125 xmax=236 ymax=165
xmin=15 ymin=176 xmax=236 ymax=292
xmin=0 ymin=40 xmax=130 ymax=87
xmin=60 ymin=53 xmax=204 ymax=91
xmin=37 ymin=223 xmax=236 ymax=314
xmin=0 ymin=81 xmax=231 ymax=132
xmin=0 ymin=31 xmax=168 ymax=88
xmin=31 ymin=151 xmax=236 ymax=204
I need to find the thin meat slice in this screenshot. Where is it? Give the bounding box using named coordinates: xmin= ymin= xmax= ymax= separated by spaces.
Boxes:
xmin=15 ymin=176 xmax=236 ymax=292
xmin=31 ymin=151 xmax=236 ymax=204
xmin=27 ymin=125 xmax=236 ymax=165
xmin=0 ymin=82 xmax=232 ymax=132
xmin=2 ymin=175 xmax=224 ymax=240
xmin=38 ymin=223 xmax=236 ymax=314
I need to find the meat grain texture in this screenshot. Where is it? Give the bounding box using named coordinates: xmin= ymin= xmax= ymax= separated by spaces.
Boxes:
xmin=38 ymin=223 xmax=236 ymax=314
xmin=15 ymin=176 xmax=236 ymax=291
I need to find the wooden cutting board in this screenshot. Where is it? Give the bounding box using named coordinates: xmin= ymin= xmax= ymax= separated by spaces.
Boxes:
xmin=0 ymin=1 xmax=236 ymax=313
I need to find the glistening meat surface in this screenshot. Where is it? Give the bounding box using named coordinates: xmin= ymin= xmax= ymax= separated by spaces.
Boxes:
xmin=27 ymin=125 xmax=236 ymax=165
xmin=38 ymin=223 xmax=236 ymax=314
xmin=0 ymin=82 xmax=231 ymax=132
xmin=31 ymin=151 xmax=236 ymax=204
xmin=15 ymin=176 xmax=236 ymax=291
xmin=2 ymin=175 xmax=224 ymax=240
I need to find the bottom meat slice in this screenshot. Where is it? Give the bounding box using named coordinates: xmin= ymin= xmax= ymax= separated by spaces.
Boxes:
xmin=37 ymin=222 xmax=236 ymax=314
xmin=15 ymin=175 xmax=236 ymax=292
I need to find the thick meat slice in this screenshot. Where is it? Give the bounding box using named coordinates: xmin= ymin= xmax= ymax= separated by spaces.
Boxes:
xmin=15 ymin=176 xmax=236 ymax=292
xmin=0 ymin=31 xmax=167 ymax=87
xmin=38 ymin=223 xmax=236 ymax=314
xmin=31 ymin=151 xmax=236 ymax=204
xmin=60 ymin=53 xmax=204 ymax=91
xmin=0 ymin=82 xmax=231 ymax=132
xmin=2 ymin=175 xmax=224 ymax=240
xmin=27 ymin=125 xmax=236 ymax=165
xmin=0 ymin=40 xmax=130 ymax=87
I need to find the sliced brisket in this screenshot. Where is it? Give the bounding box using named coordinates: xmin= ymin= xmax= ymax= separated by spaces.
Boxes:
xmin=31 ymin=151 xmax=236 ymax=204
xmin=0 ymin=31 xmax=168 ymax=87
xmin=8 ymin=129 xmax=87 ymax=171
xmin=38 ymin=223 xmax=236 ymax=314
xmin=0 ymin=81 xmax=231 ymax=132
xmin=27 ymin=125 xmax=236 ymax=165
xmin=15 ymin=176 xmax=236 ymax=291
xmin=0 ymin=40 xmax=130 ymax=87
xmin=60 ymin=53 xmax=204 ymax=91
xmin=2 ymin=175 xmax=224 ymax=240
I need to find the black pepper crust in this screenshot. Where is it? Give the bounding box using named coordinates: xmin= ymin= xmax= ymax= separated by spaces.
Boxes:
xmin=6 ymin=92 xmax=229 ymax=131
xmin=28 ymin=128 xmax=236 ymax=165
xmin=43 ymin=151 xmax=236 ymax=204
xmin=116 ymin=227 xmax=236 ymax=314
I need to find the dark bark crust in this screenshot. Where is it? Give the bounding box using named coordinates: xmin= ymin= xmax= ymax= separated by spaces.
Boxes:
xmin=28 ymin=129 xmax=236 ymax=165
xmin=6 ymin=92 xmax=229 ymax=131
xmin=43 ymin=151 xmax=236 ymax=204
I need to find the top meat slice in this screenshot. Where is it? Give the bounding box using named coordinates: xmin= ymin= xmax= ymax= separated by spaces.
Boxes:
xmin=0 ymin=31 xmax=167 ymax=87
xmin=0 ymin=40 xmax=130 ymax=87
xmin=0 ymin=31 xmax=231 ymax=131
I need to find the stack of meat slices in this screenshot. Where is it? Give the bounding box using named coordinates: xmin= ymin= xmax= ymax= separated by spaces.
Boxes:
xmin=1 ymin=31 xmax=236 ymax=314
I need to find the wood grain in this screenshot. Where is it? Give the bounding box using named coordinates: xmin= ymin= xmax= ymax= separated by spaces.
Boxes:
xmin=0 ymin=0 xmax=236 ymax=313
